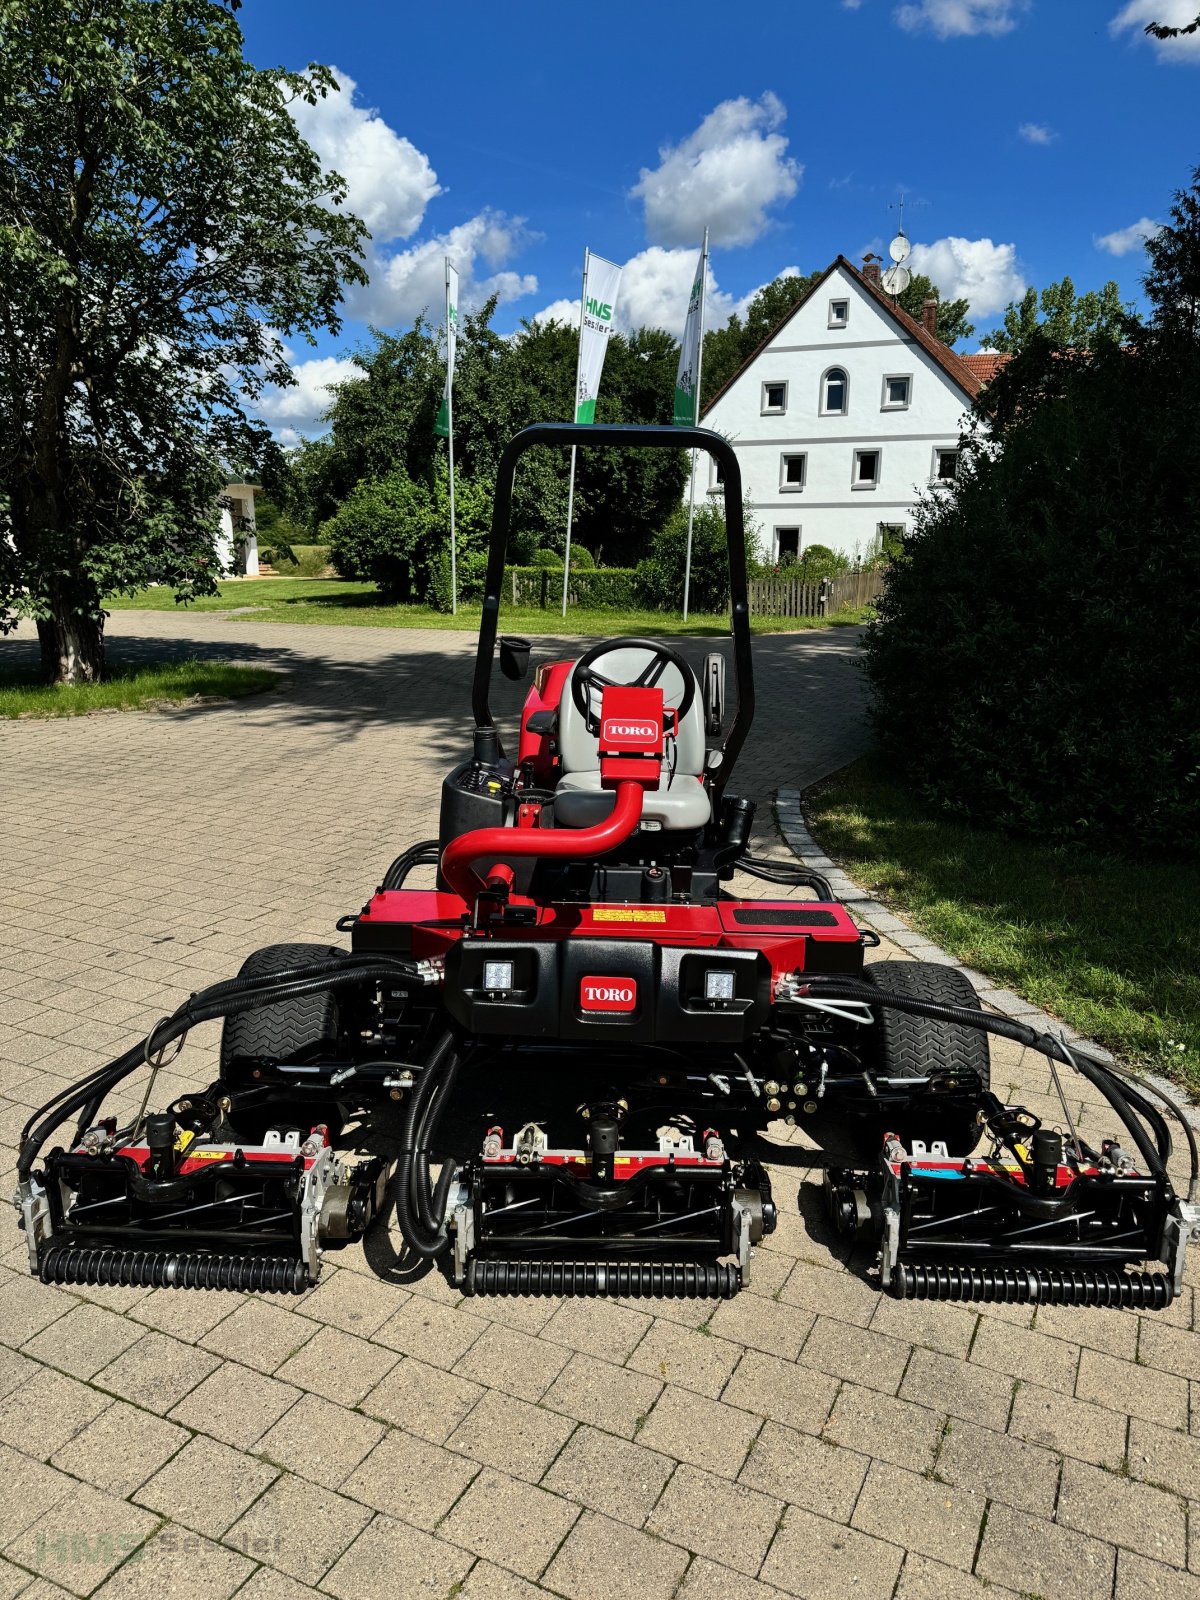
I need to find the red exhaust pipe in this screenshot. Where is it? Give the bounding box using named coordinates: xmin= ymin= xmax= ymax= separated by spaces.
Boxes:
xmin=440 ymin=780 xmax=644 ymax=901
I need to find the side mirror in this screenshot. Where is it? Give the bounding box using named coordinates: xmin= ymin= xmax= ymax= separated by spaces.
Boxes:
xmin=498 ymin=635 xmax=532 ymax=681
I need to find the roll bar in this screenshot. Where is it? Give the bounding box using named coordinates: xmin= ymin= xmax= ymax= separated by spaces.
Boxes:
xmin=471 ymin=423 xmax=754 ymax=791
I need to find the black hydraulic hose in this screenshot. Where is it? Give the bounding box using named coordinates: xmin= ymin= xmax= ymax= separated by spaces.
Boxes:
xmin=1104 ymin=1060 xmax=1199 ymax=1202
xmin=393 ymin=1031 xmax=462 ymax=1258
xmin=382 ymin=840 xmax=441 ymax=891
xmin=18 ymin=957 xmax=426 ymax=1179
xmin=789 ymin=977 xmax=1173 ymax=1184
xmin=728 ymin=851 xmax=835 ymax=901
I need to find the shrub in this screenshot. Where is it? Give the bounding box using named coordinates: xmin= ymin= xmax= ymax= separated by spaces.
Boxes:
xmin=529 ymin=547 xmax=563 ymax=569
xmin=505 ymin=566 xmax=637 ymax=609
xmin=793 ymin=543 xmax=850 ymax=583
xmin=323 ymin=469 xmax=491 ymax=607
xmin=263 ymin=543 xmax=330 ymax=577
xmin=634 ymin=500 xmax=761 ymax=612
xmin=864 ymin=337 xmax=1200 ymax=855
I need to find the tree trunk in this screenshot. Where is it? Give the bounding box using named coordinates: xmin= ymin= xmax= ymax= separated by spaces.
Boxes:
xmin=37 ymin=607 xmax=105 ymax=685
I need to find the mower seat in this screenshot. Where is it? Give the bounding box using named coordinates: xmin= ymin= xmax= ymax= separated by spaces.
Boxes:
xmin=555 ymin=650 xmax=711 ymax=831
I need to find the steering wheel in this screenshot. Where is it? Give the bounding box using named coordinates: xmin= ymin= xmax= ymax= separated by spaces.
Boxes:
xmin=570 ymin=637 xmax=697 ymax=735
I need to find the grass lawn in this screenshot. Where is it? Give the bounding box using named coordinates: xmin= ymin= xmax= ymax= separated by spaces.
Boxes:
xmin=0 ymin=659 xmax=276 ymax=719
xmin=805 ymin=755 xmax=1199 ymax=1092
xmin=105 ymin=577 xmax=871 ymax=635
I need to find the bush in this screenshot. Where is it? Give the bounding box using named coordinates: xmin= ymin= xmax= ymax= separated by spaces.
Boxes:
xmin=864 ymin=337 xmax=1200 ymax=855
xmin=323 ymin=469 xmax=491 ymax=608
xmin=793 ymin=543 xmax=850 ymax=583
xmin=634 ymin=500 xmax=761 ymax=612
xmin=263 ymin=543 xmax=330 ymax=577
xmin=529 ymin=547 xmax=563 ymax=569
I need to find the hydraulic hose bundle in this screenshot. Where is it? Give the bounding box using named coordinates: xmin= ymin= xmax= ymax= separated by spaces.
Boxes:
xmin=17 ymin=950 xmax=430 ymax=1180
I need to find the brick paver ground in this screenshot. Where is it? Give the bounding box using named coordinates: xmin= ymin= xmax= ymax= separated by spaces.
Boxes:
xmin=0 ymin=610 xmax=1196 ymax=1600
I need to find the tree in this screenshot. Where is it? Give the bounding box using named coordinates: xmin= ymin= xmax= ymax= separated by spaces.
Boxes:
xmin=981 ymin=277 xmax=1128 ymax=354
xmin=1145 ymin=10 xmax=1199 ymax=38
xmin=0 ymin=0 xmax=366 ymax=682
xmin=863 ymin=166 xmax=1200 ymax=855
xmin=298 ymin=303 xmax=688 ymax=568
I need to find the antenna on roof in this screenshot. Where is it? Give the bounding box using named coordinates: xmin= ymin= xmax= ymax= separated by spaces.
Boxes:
xmin=884 ymin=192 xmax=925 ymax=296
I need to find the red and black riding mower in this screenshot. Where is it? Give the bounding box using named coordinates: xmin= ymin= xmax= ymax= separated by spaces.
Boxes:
xmin=16 ymin=425 xmax=1199 ymax=1308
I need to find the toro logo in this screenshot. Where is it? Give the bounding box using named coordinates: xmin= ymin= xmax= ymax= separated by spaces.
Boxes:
xmin=601 ymin=718 xmax=658 ymax=743
xmin=579 ymin=976 xmax=638 ymax=1013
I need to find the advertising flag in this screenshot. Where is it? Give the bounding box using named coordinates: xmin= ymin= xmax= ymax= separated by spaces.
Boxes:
xmin=673 ymin=238 xmax=707 ymax=426
xmin=574 ymin=252 xmax=622 ymax=423
xmin=434 ymin=261 xmax=459 ymax=438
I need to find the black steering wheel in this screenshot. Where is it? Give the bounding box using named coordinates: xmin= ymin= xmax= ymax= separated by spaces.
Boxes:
xmin=571 ymin=637 xmax=697 ymax=735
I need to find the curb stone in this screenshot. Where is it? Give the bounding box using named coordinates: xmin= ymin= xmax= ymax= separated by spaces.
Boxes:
xmin=775 ymin=786 xmax=1200 ymax=1131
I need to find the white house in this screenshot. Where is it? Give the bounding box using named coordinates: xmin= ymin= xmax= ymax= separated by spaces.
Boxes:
xmin=694 ymin=255 xmax=994 ymax=563
xmin=215 ymin=481 xmax=260 ymax=576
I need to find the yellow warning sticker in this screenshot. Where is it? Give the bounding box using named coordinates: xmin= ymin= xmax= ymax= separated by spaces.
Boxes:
xmin=592 ymin=908 xmax=666 ymax=923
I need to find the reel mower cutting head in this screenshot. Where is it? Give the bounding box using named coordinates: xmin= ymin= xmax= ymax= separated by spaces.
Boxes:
xmin=15 ymin=425 xmax=1199 ymax=1306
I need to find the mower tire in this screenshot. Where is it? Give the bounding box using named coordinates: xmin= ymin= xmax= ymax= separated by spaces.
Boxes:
xmin=864 ymin=959 xmax=991 ymax=1157
xmin=220 ymin=943 xmax=343 ymax=1084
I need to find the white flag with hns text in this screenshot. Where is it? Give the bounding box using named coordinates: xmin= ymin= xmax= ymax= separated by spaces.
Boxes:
xmin=575 ymin=253 xmax=622 ymax=423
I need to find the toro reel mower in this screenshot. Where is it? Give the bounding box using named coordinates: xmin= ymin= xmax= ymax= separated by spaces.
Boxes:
xmin=16 ymin=424 xmax=1200 ymax=1308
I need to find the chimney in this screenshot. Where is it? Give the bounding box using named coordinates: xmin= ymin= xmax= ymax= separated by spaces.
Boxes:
xmin=862 ymin=253 xmax=881 ymax=285
xmin=922 ymin=296 xmax=939 ymax=336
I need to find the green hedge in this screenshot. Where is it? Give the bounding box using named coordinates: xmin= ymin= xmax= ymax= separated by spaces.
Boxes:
xmin=504 ymin=566 xmax=637 ymax=609
xmin=260 ymin=543 xmax=330 ymax=577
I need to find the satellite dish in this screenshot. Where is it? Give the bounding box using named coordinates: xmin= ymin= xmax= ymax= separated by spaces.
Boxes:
xmin=882 ymin=263 xmax=911 ymax=296
xmin=888 ymin=231 xmax=911 ymax=264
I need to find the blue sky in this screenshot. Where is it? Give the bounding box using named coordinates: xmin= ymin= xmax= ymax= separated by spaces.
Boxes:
xmin=236 ymin=0 xmax=1200 ymax=438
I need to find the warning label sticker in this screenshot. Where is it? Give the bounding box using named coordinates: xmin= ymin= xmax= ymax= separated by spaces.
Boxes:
xmin=591 ymin=908 xmax=667 ymax=923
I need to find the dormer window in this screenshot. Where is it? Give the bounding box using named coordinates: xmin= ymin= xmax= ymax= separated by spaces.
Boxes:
xmin=821 ymin=367 xmax=848 ymax=416
xmin=761 ymin=380 xmax=788 ymax=415
xmin=828 ymin=299 xmax=849 ymax=328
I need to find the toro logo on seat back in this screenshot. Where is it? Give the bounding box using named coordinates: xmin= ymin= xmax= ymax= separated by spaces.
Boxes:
xmin=579 ymin=976 xmax=637 ymax=1013
xmin=600 ymin=717 xmax=658 ymax=744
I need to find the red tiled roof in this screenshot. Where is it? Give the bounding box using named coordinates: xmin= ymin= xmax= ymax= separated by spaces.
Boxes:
xmin=961 ymin=352 xmax=1011 ymax=382
xmin=702 ymin=255 xmax=983 ymax=416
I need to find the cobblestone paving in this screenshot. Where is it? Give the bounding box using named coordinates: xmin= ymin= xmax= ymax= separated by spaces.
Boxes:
xmin=0 ymin=611 xmax=1196 ymax=1600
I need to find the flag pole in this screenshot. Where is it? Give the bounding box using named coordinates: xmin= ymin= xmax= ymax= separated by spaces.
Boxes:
xmin=681 ymin=227 xmax=709 ymax=623
xmin=563 ymin=247 xmax=589 ymax=619
xmin=445 ymin=260 xmax=458 ymax=616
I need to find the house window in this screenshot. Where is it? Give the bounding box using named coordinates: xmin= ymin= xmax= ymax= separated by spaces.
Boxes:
xmin=828 ymin=299 xmax=849 ymax=328
xmin=779 ymin=453 xmax=806 ymax=491
xmin=933 ymin=447 xmax=959 ymax=482
xmin=876 ymin=522 xmax=905 ymax=557
xmin=774 ymin=527 xmax=801 ymax=563
xmin=821 ymin=367 xmax=848 ymax=415
xmin=761 ymin=380 xmax=788 ymax=414
xmin=853 ymin=448 xmax=880 ymax=489
xmin=708 ymin=457 xmax=726 ymax=493
xmin=882 ymin=374 xmax=912 ymax=410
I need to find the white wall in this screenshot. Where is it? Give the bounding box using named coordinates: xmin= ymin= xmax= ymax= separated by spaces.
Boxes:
xmin=695 ymin=263 xmax=971 ymax=561
xmin=215 ymin=487 xmax=259 ymax=576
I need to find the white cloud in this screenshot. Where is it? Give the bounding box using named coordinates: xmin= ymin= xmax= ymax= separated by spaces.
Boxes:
xmin=531 ymin=298 xmax=580 ymax=329
xmin=252 ymin=353 xmax=359 ymax=443
xmin=1094 ymin=216 xmax=1162 ymax=255
xmin=347 ymin=209 xmax=537 ymax=327
xmin=1018 ymin=121 xmax=1057 ymax=144
xmin=907 ymin=235 xmax=1026 ymax=315
xmin=291 ymin=68 xmax=440 ymax=241
xmin=894 ymin=0 xmax=1029 ymax=37
xmin=290 ymin=70 xmax=539 ymax=332
xmin=1109 ymin=0 xmax=1200 ymax=60
xmin=630 ymin=93 xmax=802 ymax=248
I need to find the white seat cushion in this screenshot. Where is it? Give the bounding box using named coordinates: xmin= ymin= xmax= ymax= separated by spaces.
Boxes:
xmin=554 ymin=770 xmax=711 ymax=831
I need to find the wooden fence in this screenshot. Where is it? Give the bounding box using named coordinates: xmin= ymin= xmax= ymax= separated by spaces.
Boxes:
xmin=746 ymin=566 xmax=884 ymax=618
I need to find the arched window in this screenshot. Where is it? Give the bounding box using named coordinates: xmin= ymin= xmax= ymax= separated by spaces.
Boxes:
xmin=821 ymin=367 xmax=848 ymax=415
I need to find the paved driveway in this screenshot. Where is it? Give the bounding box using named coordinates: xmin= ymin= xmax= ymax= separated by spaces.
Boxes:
xmin=0 ymin=612 xmax=1195 ymax=1600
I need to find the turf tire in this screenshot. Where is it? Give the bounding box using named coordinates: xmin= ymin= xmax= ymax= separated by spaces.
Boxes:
xmin=864 ymin=959 xmax=991 ymax=1156
xmin=219 ymin=943 xmax=344 ymax=1085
